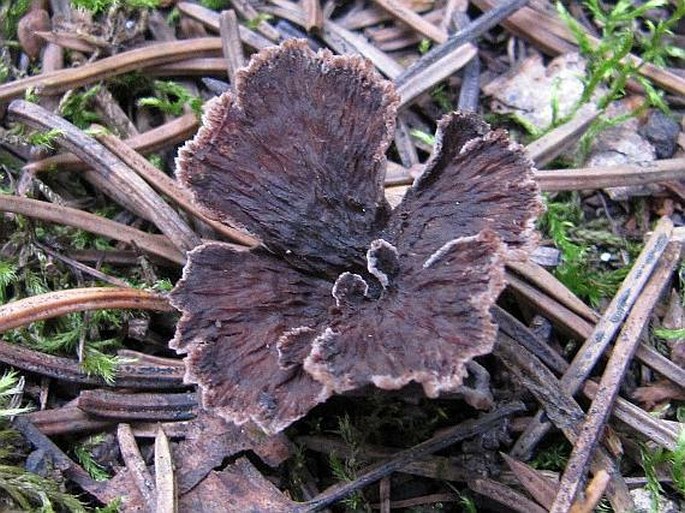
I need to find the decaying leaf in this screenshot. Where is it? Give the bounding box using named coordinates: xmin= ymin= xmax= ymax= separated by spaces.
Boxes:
xmin=173 ymin=408 xmax=291 ymax=493
xmin=179 ymin=458 xmax=296 ymax=512
xmin=483 ymin=53 xmax=587 ymax=130
xmin=171 ymin=39 xmax=543 ymax=434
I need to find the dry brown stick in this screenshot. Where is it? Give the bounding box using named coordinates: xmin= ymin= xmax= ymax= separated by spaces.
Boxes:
xmin=394 ymin=117 xmax=419 ymax=167
xmin=298 ymin=435 xmax=471 ymax=482
xmin=12 ymin=416 xmax=99 ymax=495
xmin=95 ymin=131 xmax=257 ymax=247
xmin=508 ymin=266 xmax=685 ymax=389
xmin=468 ymin=478 xmax=548 ymax=513
xmin=582 ymin=380 xmax=679 ymax=451
xmin=394 ymin=0 xmax=528 ymax=86
xmin=371 ymin=0 xmax=447 ymax=43
xmin=323 ymin=20 xmax=405 ymax=79
xmin=379 ymin=478 xmax=390 ymax=513
xmin=176 ymin=1 xmax=273 ymax=49
xmin=635 ymin=344 xmax=685 ymax=388
xmin=516 ymin=324 xmax=681 ymax=450
xmin=0 ymin=287 xmax=171 ymax=333
xmin=569 ymin=470 xmax=611 ymax=513
xmin=303 ymin=0 xmax=324 ymax=31
xmin=28 ymin=405 xmax=112 ymax=436
xmin=371 ymin=493 xmax=459 ymax=510
xmin=9 ymin=101 xmax=200 ymax=253
xmin=0 ymin=38 xmax=223 ymax=103
xmin=499 ymin=285 xmax=681 ymax=451
xmin=25 ymin=113 xmax=199 ymax=174
xmin=511 ymin=217 xmax=673 ymax=457
xmin=493 ymin=307 xmax=571 ymax=373
xmin=0 ymin=338 xmax=184 ymax=389
xmin=219 ymin=10 xmax=245 ymax=83
xmin=396 ymin=44 xmax=477 ymax=107
xmin=155 ymin=427 xmax=176 ymax=513
xmin=537 ymin=158 xmax=685 ymax=192
xmin=118 ymin=423 xmax=157 ymax=511
xmin=77 ymin=390 xmax=198 ymax=421
xmin=34 ymin=31 xmax=101 ymax=53
xmin=229 ymin=0 xmax=281 ymax=41
xmin=259 ymin=1 xmax=405 ymax=79
xmin=147 ymin=57 xmax=231 ymax=76
xmin=369 ymin=8 xmax=444 ymax=46
xmin=501 ymin=302 xmax=680 ymax=451
xmin=35 ymin=241 xmax=131 ymax=288
xmin=501 ymin=453 xmax=558 ymax=510
xmin=336 ymin=2 xmax=433 ymax=30
xmin=0 ymin=195 xmax=185 ymax=264
xmin=550 ymin=241 xmax=681 ymax=513
xmin=506 ymin=273 xmax=593 ymax=339
xmin=117 ymin=350 xmax=186 ymax=369
xmin=385 ymin=157 xmax=685 ymax=193
xmin=67 ymin=249 xmax=167 ymax=266
xmin=507 ymin=261 xmax=598 ymax=323
xmin=495 ymin=334 xmax=633 ymax=512
xmin=472 ymin=0 xmax=685 ymax=96
xmin=526 ymin=104 xmax=599 ymax=168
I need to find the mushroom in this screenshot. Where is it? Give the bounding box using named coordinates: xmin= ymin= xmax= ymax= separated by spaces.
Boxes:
xmin=170 ymin=40 xmax=543 ymax=434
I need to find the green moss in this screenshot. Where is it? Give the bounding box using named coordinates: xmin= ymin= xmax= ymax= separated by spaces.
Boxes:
xmin=71 ymin=0 xmax=160 ymax=15
xmin=0 ymin=0 xmax=31 ymax=40
xmin=538 ymin=194 xmax=638 ymax=307
xmin=138 ymin=80 xmax=203 ymax=118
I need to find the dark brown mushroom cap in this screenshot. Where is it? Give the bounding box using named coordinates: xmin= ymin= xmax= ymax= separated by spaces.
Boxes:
xmin=177 ymin=39 xmax=398 ymax=278
xmin=304 ymin=230 xmax=507 ymax=396
xmin=169 ymin=244 xmax=333 ymax=434
xmin=385 ymin=111 xmax=543 ymax=271
xmin=171 ymin=40 xmax=543 ymax=434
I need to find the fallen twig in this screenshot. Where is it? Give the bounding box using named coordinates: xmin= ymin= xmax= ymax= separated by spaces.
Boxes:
xmin=512 ymin=217 xmax=673 ymax=457
xmin=526 ymin=104 xmax=599 ymax=167
xmin=28 ymin=404 xmax=112 ymax=436
xmin=0 ymin=287 xmax=171 ymax=333
xmin=468 ymin=477 xmax=548 ymax=513
xmin=0 ymin=195 xmax=185 ymax=264
xmin=0 ymin=38 xmax=223 ymax=103
xmin=0 ymin=338 xmax=184 ymax=389
xmin=395 ymin=0 xmax=528 ymax=86
xmin=25 ymin=113 xmax=199 ymax=174
xmin=176 ymin=2 xmax=276 ymax=49
xmin=371 ymin=0 xmax=447 ymax=43
xmin=501 ymin=452 xmax=558 ymax=510
xmin=495 ymin=334 xmax=633 ymax=512
xmin=77 ymin=390 xmax=197 ymax=421
xmin=155 ymin=427 xmax=176 ymax=513
xmin=118 ymin=423 xmax=156 ymax=511
xmin=537 ymin=158 xmax=685 ymax=192
xmin=303 ymin=0 xmax=324 ymax=32
xmin=8 ymin=101 xmax=200 ymax=253
xmin=219 ymin=10 xmax=245 ymax=84
xmin=550 ymin=241 xmax=681 ymax=513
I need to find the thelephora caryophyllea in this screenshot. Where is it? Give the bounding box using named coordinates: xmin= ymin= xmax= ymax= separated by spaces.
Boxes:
xmin=170 ymin=40 xmax=543 ymax=434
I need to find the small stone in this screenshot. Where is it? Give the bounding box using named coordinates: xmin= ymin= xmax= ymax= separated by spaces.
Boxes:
xmin=639 ymin=110 xmax=681 ymax=159
xmin=600 ymin=252 xmax=612 ymax=262
xmin=630 ymin=488 xmax=680 ymax=513
xmin=530 ymin=246 xmax=562 ymax=267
